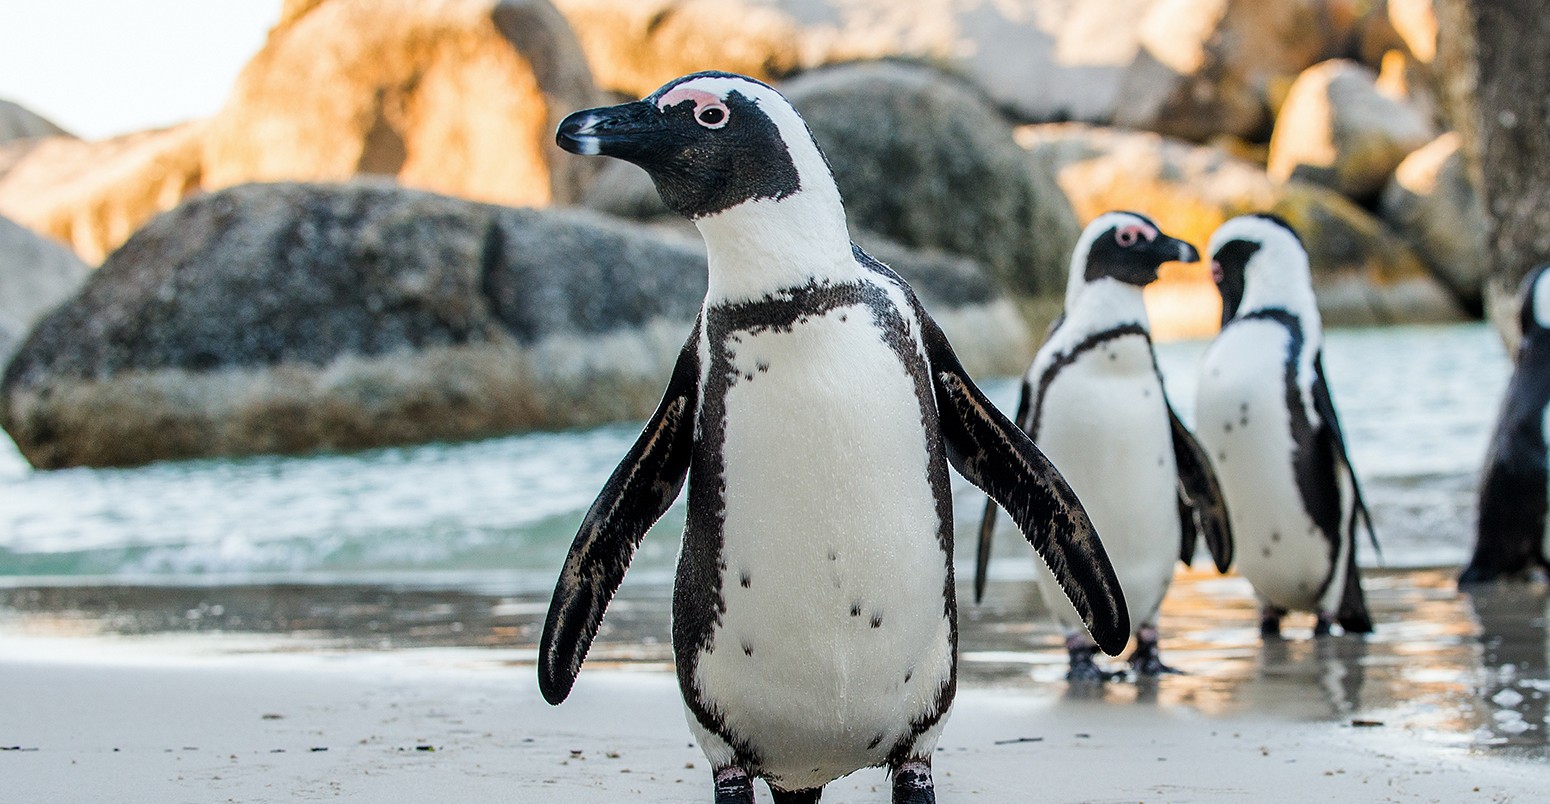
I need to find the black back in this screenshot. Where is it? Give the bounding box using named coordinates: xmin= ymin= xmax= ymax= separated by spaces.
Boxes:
xmin=1463 ymin=265 xmax=1550 ymax=583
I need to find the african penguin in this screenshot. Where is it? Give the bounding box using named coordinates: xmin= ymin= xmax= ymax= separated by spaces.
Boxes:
xmin=1461 ymin=264 xmax=1550 ymax=584
xmin=976 ymin=211 xmax=1233 ymax=681
xmin=537 ymin=71 xmax=1129 ymax=804
xmin=1195 ymin=213 xmax=1377 ymax=638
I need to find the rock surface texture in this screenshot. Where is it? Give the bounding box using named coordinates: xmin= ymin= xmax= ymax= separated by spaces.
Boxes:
xmin=1379 ymin=133 xmax=1488 ymax=315
xmin=0 ymin=124 xmax=206 ymax=265
xmin=0 ymin=100 xmax=70 ymax=144
xmin=1268 ymin=59 xmax=1436 ymax=201
xmin=202 ymin=0 xmax=602 ymax=209
xmin=0 ymin=215 xmax=89 ymax=361
xmin=1 ymin=183 xmax=1025 ymax=468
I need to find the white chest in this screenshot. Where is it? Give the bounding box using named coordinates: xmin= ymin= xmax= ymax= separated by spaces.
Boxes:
xmin=1031 ymin=334 xmax=1179 ymax=627
xmin=689 ymin=298 xmax=953 ymax=786
xmin=1196 ymin=322 xmax=1331 ymax=610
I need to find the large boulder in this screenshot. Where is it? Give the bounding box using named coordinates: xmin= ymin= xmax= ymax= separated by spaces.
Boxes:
xmin=583 ymin=62 xmax=1081 ymax=301
xmin=1379 ymin=133 xmax=1487 ymax=315
xmin=553 ymin=0 xmax=1358 ymax=138
xmin=0 ymin=100 xmax=70 ymax=144
xmin=0 ymin=124 xmax=206 ymax=265
xmin=202 ymin=0 xmax=603 ymax=208
xmin=1116 ymin=0 xmax=1363 ymax=141
xmin=1267 ymin=59 xmax=1436 ymax=201
xmin=0 ymin=215 xmax=89 ymax=361
xmin=780 ymin=62 xmax=1079 ymax=299
xmin=1020 ymin=123 xmax=1464 ymax=337
xmin=1 ymin=182 xmax=1026 ymax=468
xmin=548 ymin=0 xmax=802 ymax=98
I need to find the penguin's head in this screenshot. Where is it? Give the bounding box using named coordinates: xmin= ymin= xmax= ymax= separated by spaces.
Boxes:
xmin=556 ymin=72 xmax=832 ymax=221
xmin=1519 ymin=264 xmax=1550 ymax=338
xmin=1207 ymin=213 xmax=1313 ymax=325
xmin=1065 ymin=212 xmax=1197 ymax=309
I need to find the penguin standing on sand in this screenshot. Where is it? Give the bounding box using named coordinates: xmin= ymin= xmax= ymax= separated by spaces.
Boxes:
xmin=538 ymin=72 xmax=1129 ymax=804
xmin=976 ymin=211 xmax=1233 ymax=680
xmin=1461 ymin=265 xmax=1550 ymax=584
xmin=1195 ymin=214 xmax=1376 ymax=637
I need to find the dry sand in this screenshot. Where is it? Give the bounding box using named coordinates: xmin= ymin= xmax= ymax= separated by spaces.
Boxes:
xmin=2 ymin=629 xmax=1544 ymax=803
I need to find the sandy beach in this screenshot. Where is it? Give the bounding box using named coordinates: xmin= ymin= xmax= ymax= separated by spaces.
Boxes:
xmin=2 ymin=571 xmax=1547 ymax=802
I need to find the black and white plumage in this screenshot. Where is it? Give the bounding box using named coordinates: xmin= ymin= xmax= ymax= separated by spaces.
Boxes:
xmin=976 ymin=211 xmax=1232 ymax=680
xmin=1195 ymin=213 xmax=1376 ymax=637
xmin=1462 ymin=265 xmax=1550 ymax=584
xmin=538 ymin=71 xmax=1129 ymax=803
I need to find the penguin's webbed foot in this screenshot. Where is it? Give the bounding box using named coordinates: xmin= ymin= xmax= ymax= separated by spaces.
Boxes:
xmin=891 ymin=759 xmax=935 ymax=804
xmin=714 ymin=766 xmax=755 ymax=804
xmin=1128 ymin=627 xmax=1183 ymax=677
xmin=1066 ymin=643 xmax=1121 ymax=683
xmin=1259 ymin=606 xmax=1286 ymax=639
xmin=1313 ymin=611 xmax=1337 ymax=637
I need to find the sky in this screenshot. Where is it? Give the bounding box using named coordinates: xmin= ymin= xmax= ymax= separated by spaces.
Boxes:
xmin=0 ymin=2 xmax=281 ymax=140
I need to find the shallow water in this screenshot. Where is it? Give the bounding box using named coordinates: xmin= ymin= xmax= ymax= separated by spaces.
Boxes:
xmin=1 ymin=321 xmax=1545 ymax=761
xmin=0 ymin=323 xmax=1511 ymax=585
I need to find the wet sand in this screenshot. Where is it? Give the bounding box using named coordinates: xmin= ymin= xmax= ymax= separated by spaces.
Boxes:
xmin=2 ymin=569 xmax=1548 ymax=801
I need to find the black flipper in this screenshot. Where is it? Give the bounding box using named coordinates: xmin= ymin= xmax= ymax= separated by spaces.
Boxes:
xmin=1168 ymin=404 xmax=1234 ymax=573
xmin=538 ymin=326 xmax=701 ymax=704
xmin=920 ymin=313 xmax=1130 ymax=655
xmin=1311 ymin=355 xmax=1376 ymax=633
xmin=1312 ymin=356 xmax=1379 ymax=560
xmin=973 ymin=376 xmax=1033 ymax=604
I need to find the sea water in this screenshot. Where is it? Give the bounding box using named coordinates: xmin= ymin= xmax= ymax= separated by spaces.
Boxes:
xmin=0 ymin=323 xmax=1511 ymax=589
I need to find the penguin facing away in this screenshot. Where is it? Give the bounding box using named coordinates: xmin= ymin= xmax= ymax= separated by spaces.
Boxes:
xmin=1195 ymin=213 xmax=1377 ymax=638
xmin=1461 ymin=264 xmax=1550 ymax=584
xmin=539 ymin=72 xmax=1129 ymax=804
xmin=976 ymin=211 xmax=1233 ymax=681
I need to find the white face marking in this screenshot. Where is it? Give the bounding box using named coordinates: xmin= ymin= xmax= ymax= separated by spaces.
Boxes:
xmin=657 ymin=85 xmax=731 ymax=129
xmin=1208 ymin=215 xmax=1319 ymax=324
xmin=661 ymin=76 xmax=859 ymax=304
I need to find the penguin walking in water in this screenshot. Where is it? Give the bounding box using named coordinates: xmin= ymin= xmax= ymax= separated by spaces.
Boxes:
xmin=1195 ymin=214 xmax=1377 ymax=638
xmin=538 ymin=72 xmax=1129 ymax=804
xmin=1461 ymin=265 xmax=1550 ymax=584
xmin=975 ymin=211 xmax=1233 ymax=681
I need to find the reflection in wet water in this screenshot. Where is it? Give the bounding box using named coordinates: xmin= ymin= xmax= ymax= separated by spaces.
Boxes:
xmin=1462 ymin=583 xmax=1549 ymax=750
xmin=3 ymin=568 xmax=1547 ymax=761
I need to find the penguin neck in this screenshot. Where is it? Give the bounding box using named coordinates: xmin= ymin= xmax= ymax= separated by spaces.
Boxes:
xmin=696 ymin=186 xmax=863 ymax=306
xmin=1062 ymin=278 xmax=1151 ymax=337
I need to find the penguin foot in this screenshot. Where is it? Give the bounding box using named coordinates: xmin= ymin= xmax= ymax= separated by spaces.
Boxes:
xmin=1313 ymin=612 xmax=1337 ymax=637
xmin=713 ymin=766 xmax=755 ymax=804
xmin=1066 ymin=647 xmax=1120 ymax=683
xmin=1259 ymin=607 xmax=1286 ymax=639
xmin=891 ymin=759 xmax=935 ymax=804
xmin=1128 ymin=627 xmax=1182 ymax=677
xmin=1128 ymin=650 xmax=1183 ymax=677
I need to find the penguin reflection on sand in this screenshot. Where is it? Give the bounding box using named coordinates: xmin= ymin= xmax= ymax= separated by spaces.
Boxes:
xmin=1195 ymin=214 xmax=1376 ymax=638
xmin=976 ymin=212 xmax=1233 ymax=681
xmin=1461 ymin=265 xmax=1550 ymax=584
xmin=538 ymin=72 xmax=1129 ymax=804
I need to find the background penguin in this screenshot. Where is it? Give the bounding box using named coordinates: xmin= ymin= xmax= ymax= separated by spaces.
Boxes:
xmin=975 ymin=211 xmax=1233 ymax=681
xmin=1461 ymin=264 xmax=1550 ymax=584
xmin=1195 ymin=213 xmax=1377 ymax=638
xmin=537 ymin=71 xmax=1129 ymax=804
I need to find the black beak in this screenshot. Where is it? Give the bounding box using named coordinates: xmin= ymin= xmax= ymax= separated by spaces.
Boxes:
xmin=1150 ymin=234 xmax=1199 ymax=265
xmin=556 ymin=101 xmax=673 ymax=162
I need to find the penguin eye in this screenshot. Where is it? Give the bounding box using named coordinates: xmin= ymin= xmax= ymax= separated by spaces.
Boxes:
xmin=1114 ymin=224 xmax=1152 ymax=248
xmin=695 ymin=102 xmax=729 ymax=129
